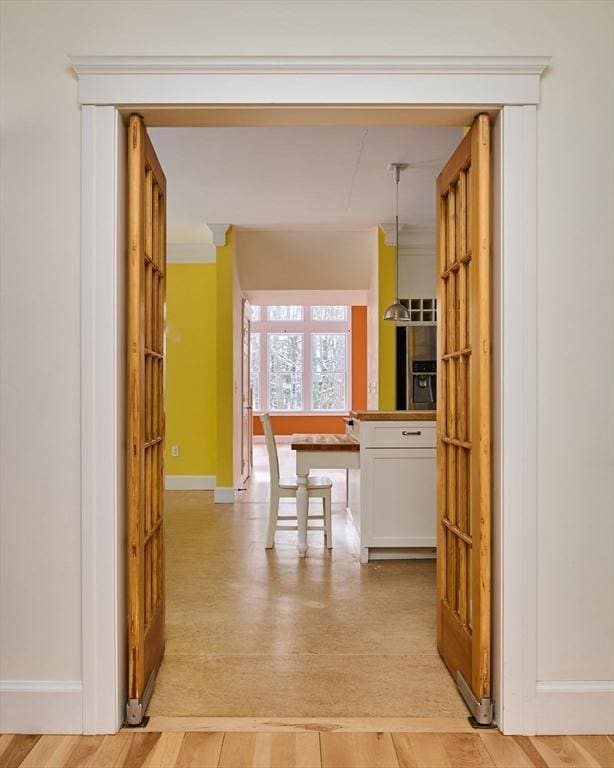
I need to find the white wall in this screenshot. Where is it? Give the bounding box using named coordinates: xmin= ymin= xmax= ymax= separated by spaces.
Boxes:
xmin=235 ymin=229 xmax=374 ymax=291
xmin=398 ymin=250 xmax=436 ymax=300
xmin=1 ymin=0 xmax=613 ymax=732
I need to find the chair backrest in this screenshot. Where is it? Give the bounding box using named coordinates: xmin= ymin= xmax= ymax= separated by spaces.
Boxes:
xmin=260 ymin=413 xmax=280 ymax=488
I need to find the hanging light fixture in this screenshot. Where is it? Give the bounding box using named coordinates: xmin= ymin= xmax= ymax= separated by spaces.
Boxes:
xmin=383 ymin=162 xmax=411 ymax=322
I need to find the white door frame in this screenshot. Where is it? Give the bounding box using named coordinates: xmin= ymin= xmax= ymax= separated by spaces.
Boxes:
xmin=73 ymin=56 xmax=547 ymax=734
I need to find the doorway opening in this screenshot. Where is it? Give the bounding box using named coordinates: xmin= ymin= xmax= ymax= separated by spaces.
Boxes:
xmin=128 ymin=114 xmax=493 ymax=723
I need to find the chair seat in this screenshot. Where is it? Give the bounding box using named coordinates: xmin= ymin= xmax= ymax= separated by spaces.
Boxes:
xmin=279 ymin=475 xmax=333 ymax=490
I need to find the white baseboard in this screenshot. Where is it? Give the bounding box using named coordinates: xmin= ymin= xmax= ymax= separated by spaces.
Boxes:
xmin=165 ymin=474 xmax=215 ymax=491
xmin=535 ymin=680 xmax=614 ymax=734
xmin=214 ymin=487 xmax=236 ymax=503
xmin=0 ymin=681 xmax=83 ymax=734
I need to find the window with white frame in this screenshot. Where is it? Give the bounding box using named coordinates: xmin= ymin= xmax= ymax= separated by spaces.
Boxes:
xmin=250 ymin=305 xmax=350 ymax=413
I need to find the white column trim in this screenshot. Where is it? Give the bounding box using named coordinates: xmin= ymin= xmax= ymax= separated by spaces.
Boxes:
xmin=495 ymin=105 xmax=539 ymax=735
xmin=207 ymin=223 xmax=231 ymax=247
xmin=80 ymin=105 xmax=125 ymax=734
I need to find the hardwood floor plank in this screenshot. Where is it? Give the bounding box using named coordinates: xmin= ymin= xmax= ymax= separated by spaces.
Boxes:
xmin=219 ymin=733 xmax=321 ymax=768
xmin=87 ymin=733 xmax=134 ymax=768
xmin=174 ymin=732 xmax=223 ymax=768
xmin=529 ymin=735 xmax=600 ymax=767
xmin=320 ymin=733 xmax=400 ymax=768
xmin=19 ymin=736 xmax=79 ymax=768
xmin=0 ymin=736 xmax=15 ymax=761
xmin=509 ymin=738 xmax=550 ymax=768
xmin=569 ymin=736 xmax=614 ymax=768
xmin=119 ymin=733 xmax=161 ymax=768
xmin=479 ymin=731 xmax=538 ymax=767
xmin=390 ymin=735 xmax=418 ymax=767
xmin=404 ymin=733 xmax=494 ymax=767
xmin=0 ymin=735 xmax=41 ymax=768
xmin=60 ymin=736 xmax=104 ymax=768
xmin=142 ymin=733 xmax=186 ymax=768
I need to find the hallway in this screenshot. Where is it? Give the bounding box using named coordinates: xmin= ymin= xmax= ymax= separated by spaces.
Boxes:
xmin=147 ymin=445 xmax=466 ymax=718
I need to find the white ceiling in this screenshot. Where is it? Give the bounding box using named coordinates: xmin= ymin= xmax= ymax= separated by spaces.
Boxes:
xmin=148 ymin=126 xmax=462 ymax=241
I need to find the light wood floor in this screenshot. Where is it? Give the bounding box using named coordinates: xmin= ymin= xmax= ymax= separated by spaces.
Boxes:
xmin=148 ymin=445 xmax=466 ymax=718
xmin=1 ymin=731 xmax=612 ymax=767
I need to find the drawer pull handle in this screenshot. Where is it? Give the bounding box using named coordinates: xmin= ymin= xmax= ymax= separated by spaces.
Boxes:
xmin=402 ymin=430 xmax=422 ymax=436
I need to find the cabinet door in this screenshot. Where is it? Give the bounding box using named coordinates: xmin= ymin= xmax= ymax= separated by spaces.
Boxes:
xmin=362 ymin=448 xmax=436 ymax=548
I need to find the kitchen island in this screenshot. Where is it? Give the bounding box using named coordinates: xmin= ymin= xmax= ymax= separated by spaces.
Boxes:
xmin=346 ymin=410 xmax=437 ymax=564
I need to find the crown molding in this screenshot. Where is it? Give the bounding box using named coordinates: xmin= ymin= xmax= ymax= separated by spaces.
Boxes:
xmin=167 ymin=243 xmax=216 ymax=264
xmin=207 ymin=224 xmax=231 ymax=247
xmin=381 ymin=223 xmax=435 ymax=250
xmin=69 ymin=55 xmax=550 ymax=76
xmin=69 ymin=55 xmax=550 ymax=107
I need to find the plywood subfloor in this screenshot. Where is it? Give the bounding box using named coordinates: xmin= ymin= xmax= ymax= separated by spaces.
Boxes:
xmin=2 ymin=732 xmax=612 ymax=768
xmin=148 ymin=445 xmax=466 ymax=718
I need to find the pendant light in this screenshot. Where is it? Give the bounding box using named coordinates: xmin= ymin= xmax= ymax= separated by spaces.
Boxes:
xmin=383 ymin=162 xmax=411 ymax=322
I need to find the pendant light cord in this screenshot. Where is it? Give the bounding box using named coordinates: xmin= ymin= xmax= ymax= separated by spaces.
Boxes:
xmin=395 ymin=168 xmax=400 ymax=302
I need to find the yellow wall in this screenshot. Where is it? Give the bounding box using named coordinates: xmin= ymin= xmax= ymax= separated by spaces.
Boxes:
xmin=378 ymin=226 xmax=396 ymax=410
xmin=216 ymin=228 xmax=235 ymax=488
xmin=165 ymin=263 xmax=217 ymax=475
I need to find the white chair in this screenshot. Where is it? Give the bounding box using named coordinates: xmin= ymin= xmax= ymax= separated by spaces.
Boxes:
xmin=260 ymin=413 xmax=333 ymax=550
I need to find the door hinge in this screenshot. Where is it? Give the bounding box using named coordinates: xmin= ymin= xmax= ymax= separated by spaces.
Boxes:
xmin=456 ymin=671 xmax=494 ymax=726
xmin=125 ymin=669 xmax=156 ymax=726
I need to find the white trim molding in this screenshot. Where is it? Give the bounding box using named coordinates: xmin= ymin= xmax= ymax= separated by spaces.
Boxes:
xmin=0 ymin=681 xmax=83 ymax=734
xmin=74 ymin=56 xmax=548 ymax=735
xmin=69 ymin=55 xmax=549 ymax=107
xmin=165 ymin=474 xmax=215 ymax=491
xmin=167 ymin=243 xmax=216 ymax=264
xmin=214 ymin=487 xmax=236 ymax=503
xmin=207 ymin=223 xmax=231 ymax=247
xmin=535 ymin=681 xmax=614 ymax=734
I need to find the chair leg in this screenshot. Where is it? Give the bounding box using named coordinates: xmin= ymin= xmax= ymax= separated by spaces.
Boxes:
xmin=265 ymin=492 xmax=279 ymax=549
xmin=324 ymin=490 xmax=332 ymax=549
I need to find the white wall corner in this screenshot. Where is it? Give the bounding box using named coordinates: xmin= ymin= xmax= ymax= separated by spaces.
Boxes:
xmin=0 ymin=681 xmax=83 ymax=734
xmin=206 ymin=223 xmax=231 ymax=247
xmin=380 ymin=222 xmax=435 ymax=251
xmin=167 ymin=243 xmax=216 ymax=263
xmin=165 ymin=474 xmax=215 ymax=490
xmin=535 ymin=681 xmax=614 ymax=734
xmin=214 ymin=487 xmax=236 ymax=503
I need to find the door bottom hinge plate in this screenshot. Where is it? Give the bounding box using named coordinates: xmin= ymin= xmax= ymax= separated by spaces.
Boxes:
xmin=125 ymin=670 xmax=156 ymax=726
xmin=456 ymin=671 xmax=494 ymax=726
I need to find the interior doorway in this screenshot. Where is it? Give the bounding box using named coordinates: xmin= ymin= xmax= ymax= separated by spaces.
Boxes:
xmin=125 ymin=113 xmax=492 ymax=725
xmin=76 ymin=54 xmax=544 ymax=736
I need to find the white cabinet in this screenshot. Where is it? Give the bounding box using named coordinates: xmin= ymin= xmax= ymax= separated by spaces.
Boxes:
xmin=348 ymin=419 xmax=436 ymax=564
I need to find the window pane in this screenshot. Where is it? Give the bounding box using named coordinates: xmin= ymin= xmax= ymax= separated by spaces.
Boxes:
xmin=268 ymin=333 xmax=303 ymax=410
xmin=311 ymin=305 xmax=347 ymax=321
xmin=250 ymin=332 xmax=260 ymax=410
xmin=249 ymin=305 xmax=261 ymax=322
xmin=267 ymin=305 xmax=303 ymax=321
xmin=311 ymin=333 xmax=347 ymax=410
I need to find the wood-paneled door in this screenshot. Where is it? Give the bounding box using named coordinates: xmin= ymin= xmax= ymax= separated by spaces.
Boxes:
xmin=436 ymin=114 xmax=492 ymax=724
xmin=240 ymin=299 xmax=253 ymax=487
xmin=126 ymin=114 xmax=167 ymax=725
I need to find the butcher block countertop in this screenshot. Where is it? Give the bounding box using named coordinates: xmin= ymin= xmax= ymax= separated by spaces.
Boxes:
xmin=290 ymin=433 xmax=360 ymax=451
xmin=350 ymin=410 xmax=437 ymax=421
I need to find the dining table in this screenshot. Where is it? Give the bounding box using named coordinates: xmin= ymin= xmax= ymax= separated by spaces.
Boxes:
xmin=290 ymin=433 xmax=360 ymax=556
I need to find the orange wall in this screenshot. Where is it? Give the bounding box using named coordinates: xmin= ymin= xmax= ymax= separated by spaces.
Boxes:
xmin=253 ymin=305 xmax=368 ymax=436
xmin=351 ymin=305 xmax=367 ymax=410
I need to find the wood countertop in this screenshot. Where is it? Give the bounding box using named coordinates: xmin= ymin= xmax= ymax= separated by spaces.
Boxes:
xmin=350 ymin=410 xmax=437 ymax=422
xmin=291 ymin=433 xmax=360 ymax=451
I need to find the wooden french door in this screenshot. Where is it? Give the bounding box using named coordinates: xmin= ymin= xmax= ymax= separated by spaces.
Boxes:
xmin=240 ymin=299 xmax=253 ymax=486
xmin=436 ymin=114 xmax=492 ymax=724
xmin=126 ymin=115 xmax=167 ymax=725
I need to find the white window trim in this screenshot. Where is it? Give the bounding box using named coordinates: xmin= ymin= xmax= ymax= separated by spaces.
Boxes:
xmin=252 ymin=305 xmax=350 ymax=414
xmin=70 ymin=56 xmax=557 ymax=736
